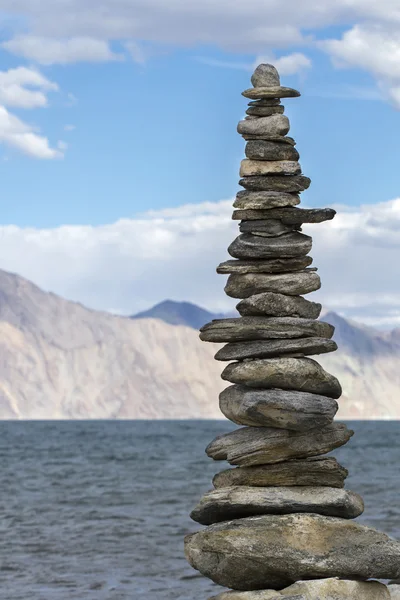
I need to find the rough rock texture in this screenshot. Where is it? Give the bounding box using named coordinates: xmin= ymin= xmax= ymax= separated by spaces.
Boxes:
xmin=199 ymin=317 xmax=334 ymax=343
xmin=190 ymin=486 xmax=364 ymax=525
xmin=390 ymin=585 xmax=400 ymax=599
xmin=237 ymin=292 xmax=321 ymax=319
xmin=242 ymin=135 xmax=296 ymax=146
xmin=184 ymin=513 xmax=400 ymax=590
xmin=234 ymin=190 xmax=300 ymax=210
xmin=212 ymin=457 xmax=348 ymax=489
xmin=228 ymin=232 xmax=312 ymax=259
xmin=217 ymin=257 xmax=313 ymax=275
xmin=225 ymin=272 xmax=321 ymax=299
xmin=246 ymin=105 xmax=285 ymax=117
xmin=237 ymin=115 xmax=290 ymax=137
xmin=209 ymin=578 xmax=391 ymax=599
xmin=251 ymin=64 xmax=280 ymax=87
xmin=215 ymin=338 xmax=337 ymax=361
xmin=242 ymin=86 xmax=301 ymax=99
xmin=240 ymin=160 xmax=301 ymax=177
xmin=219 ymin=385 xmax=338 ymax=430
xmin=245 ymin=141 xmax=299 ymax=162
xmin=206 ymin=422 xmax=353 ymax=466
xmin=234 ymin=207 xmax=336 ymax=224
xmin=222 ymin=357 xmax=342 ymax=399
xmin=239 ymin=175 xmax=311 ymax=193
xmin=238 ymin=219 xmax=296 ymax=238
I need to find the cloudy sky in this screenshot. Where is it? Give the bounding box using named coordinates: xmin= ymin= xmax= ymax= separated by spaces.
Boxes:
xmin=1 ymin=1 xmax=400 ymax=326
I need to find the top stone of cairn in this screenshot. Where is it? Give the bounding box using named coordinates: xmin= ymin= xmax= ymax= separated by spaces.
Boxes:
xmin=243 ymin=63 xmax=300 ymax=99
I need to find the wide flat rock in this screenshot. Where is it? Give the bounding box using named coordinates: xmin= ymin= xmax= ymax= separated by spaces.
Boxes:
xmin=190 ymin=486 xmax=364 ymax=525
xmin=217 ymin=257 xmax=313 ymax=275
xmin=234 ymin=207 xmax=336 ymax=224
xmin=228 ymin=232 xmax=312 ymax=260
xmin=185 ymin=513 xmax=400 ymax=590
xmin=245 ymin=141 xmax=299 ymax=162
xmin=242 ymin=86 xmax=301 ymax=99
xmin=213 ymin=457 xmax=348 ymax=489
xmin=206 ymin=422 xmax=353 ymax=466
xmin=199 ymin=317 xmax=334 ymax=343
xmin=219 ymin=385 xmax=338 ymax=430
xmin=225 ymin=272 xmax=321 ymax=299
xmin=215 ymin=337 xmax=337 ymax=361
xmin=246 ymin=105 xmax=285 ymax=117
xmin=238 ymin=219 xmax=296 ymax=238
xmin=237 ymin=292 xmax=321 ymax=319
xmin=240 ymin=160 xmax=301 ymax=177
xmin=234 ymin=191 xmax=300 ymax=210
xmin=239 ymin=175 xmax=311 ymax=193
xmin=242 ymin=135 xmax=296 ymax=145
xmin=238 ymin=115 xmax=290 ymax=137
xmin=209 ymin=578 xmax=390 ymax=599
xmin=222 ymin=357 xmax=342 ymax=399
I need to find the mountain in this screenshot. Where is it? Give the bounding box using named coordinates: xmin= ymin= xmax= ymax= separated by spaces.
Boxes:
xmin=131 ymin=299 xmax=227 ymax=329
xmin=1 ymin=268 xmax=400 ymax=419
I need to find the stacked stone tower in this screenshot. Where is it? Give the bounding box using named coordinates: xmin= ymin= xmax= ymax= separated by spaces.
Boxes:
xmin=184 ymin=64 xmax=400 ymax=599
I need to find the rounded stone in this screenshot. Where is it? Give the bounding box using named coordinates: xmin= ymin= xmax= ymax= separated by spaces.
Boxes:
xmin=238 ymin=115 xmax=290 ymax=137
xmin=228 ymin=232 xmax=312 ymax=260
xmin=251 ymin=64 xmax=280 ymax=88
xmin=246 ymin=106 xmax=285 ymax=117
xmin=245 ymin=140 xmax=299 ymax=161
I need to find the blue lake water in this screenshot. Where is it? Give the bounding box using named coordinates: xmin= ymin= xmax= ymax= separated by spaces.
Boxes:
xmin=0 ymin=420 xmax=398 ymax=599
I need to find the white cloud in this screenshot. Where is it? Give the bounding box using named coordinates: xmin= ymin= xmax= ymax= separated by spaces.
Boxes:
xmin=1 ymin=197 xmax=400 ymax=325
xmin=2 ymin=36 xmax=124 ymax=65
xmin=64 ymin=124 xmax=76 ymax=131
xmin=0 ymin=106 xmax=63 ymax=159
xmin=254 ymin=53 xmax=312 ymax=76
xmin=0 ymin=66 xmax=58 ymax=109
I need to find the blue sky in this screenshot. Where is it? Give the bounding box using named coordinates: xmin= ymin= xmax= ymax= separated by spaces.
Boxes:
xmin=1 ymin=1 xmax=400 ymax=326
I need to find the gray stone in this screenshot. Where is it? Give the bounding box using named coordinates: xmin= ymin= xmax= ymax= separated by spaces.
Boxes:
xmin=237 ymin=292 xmax=321 ymax=319
xmin=240 ymin=220 xmax=296 ymax=238
xmin=242 ymin=86 xmax=301 ymax=99
xmin=238 ymin=115 xmax=290 ymax=137
xmin=209 ymin=579 xmax=391 ymax=600
xmin=225 ymin=272 xmax=321 ymax=298
xmin=213 ymin=457 xmax=348 ymax=489
xmin=234 ymin=207 xmax=336 ymax=224
xmin=222 ymin=357 xmax=342 ymax=399
xmin=215 ymin=337 xmax=337 ymax=361
xmin=217 ymin=257 xmax=313 ymax=275
xmin=234 ymin=191 xmax=300 ymax=210
xmin=185 ymin=513 xmax=400 ymax=590
xmin=239 ymin=175 xmax=311 ymax=193
xmin=199 ymin=317 xmax=334 ymax=343
xmin=219 ymin=386 xmax=338 ymax=430
xmin=248 ymin=99 xmax=281 ymax=106
xmin=190 ymin=486 xmax=364 ymax=525
xmin=240 ymin=160 xmax=301 ymax=177
xmin=245 ymin=140 xmax=299 ymax=161
xmin=206 ymin=422 xmax=353 ymax=466
xmin=389 ymin=584 xmax=400 ymax=599
xmin=242 ymin=135 xmax=296 ymax=146
xmin=228 ymin=232 xmax=312 ymax=260
xmin=246 ymin=106 xmax=285 ymax=117
xmin=251 ymin=64 xmax=280 ymax=88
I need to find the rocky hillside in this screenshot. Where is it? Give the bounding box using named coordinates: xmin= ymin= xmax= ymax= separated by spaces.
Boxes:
xmin=0 ymin=268 xmax=399 ymax=419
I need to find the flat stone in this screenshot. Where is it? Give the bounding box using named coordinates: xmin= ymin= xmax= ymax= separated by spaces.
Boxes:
xmin=225 ymin=272 xmax=321 ymax=298
xmin=199 ymin=317 xmax=334 ymax=343
xmin=239 ymin=221 xmax=298 ymax=237
xmin=212 ymin=457 xmax=348 ymax=489
xmin=191 ymin=486 xmax=364 ymax=525
xmin=251 ymin=64 xmax=280 ymax=88
xmin=238 ymin=115 xmax=290 ymax=137
xmin=242 ymin=86 xmax=301 ymax=99
xmin=228 ymin=233 xmax=312 ymax=260
xmin=185 ymin=513 xmax=400 ymax=590
xmin=219 ymin=386 xmax=338 ymax=431
xmin=215 ymin=337 xmax=337 ymax=361
xmin=245 ymin=140 xmax=299 ymax=161
xmin=239 ymin=175 xmax=311 ymax=193
xmin=246 ymin=106 xmax=285 ymax=117
xmin=209 ymin=579 xmax=391 ymax=599
xmin=242 ymin=135 xmax=296 ymax=146
xmin=237 ymin=292 xmax=321 ymax=319
xmin=240 ymin=160 xmax=301 ymax=177
xmin=248 ymin=99 xmax=281 ymax=106
xmin=217 ymin=257 xmax=313 ymax=275
xmin=206 ymin=422 xmax=353 ymax=466
xmin=234 ymin=191 xmax=300 ymax=210
xmin=222 ymin=357 xmax=342 ymax=399
xmin=234 ymin=207 xmax=336 ymax=224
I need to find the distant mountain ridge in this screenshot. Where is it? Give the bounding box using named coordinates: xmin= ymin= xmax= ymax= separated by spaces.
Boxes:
xmin=0 ymin=269 xmax=400 ymax=419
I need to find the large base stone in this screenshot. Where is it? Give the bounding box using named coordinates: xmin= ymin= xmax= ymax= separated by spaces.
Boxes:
xmin=185 ymin=513 xmax=400 ymax=590
xmin=190 ymin=486 xmax=364 ymax=525
xmin=206 ymin=423 xmax=353 ymax=466
xmin=209 ymin=578 xmax=390 ymax=599
xmin=212 ymin=457 xmax=348 ymax=489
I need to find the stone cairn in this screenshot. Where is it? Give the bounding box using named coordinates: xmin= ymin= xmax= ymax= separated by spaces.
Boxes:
xmin=184 ymin=64 xmax=400 ymax=600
